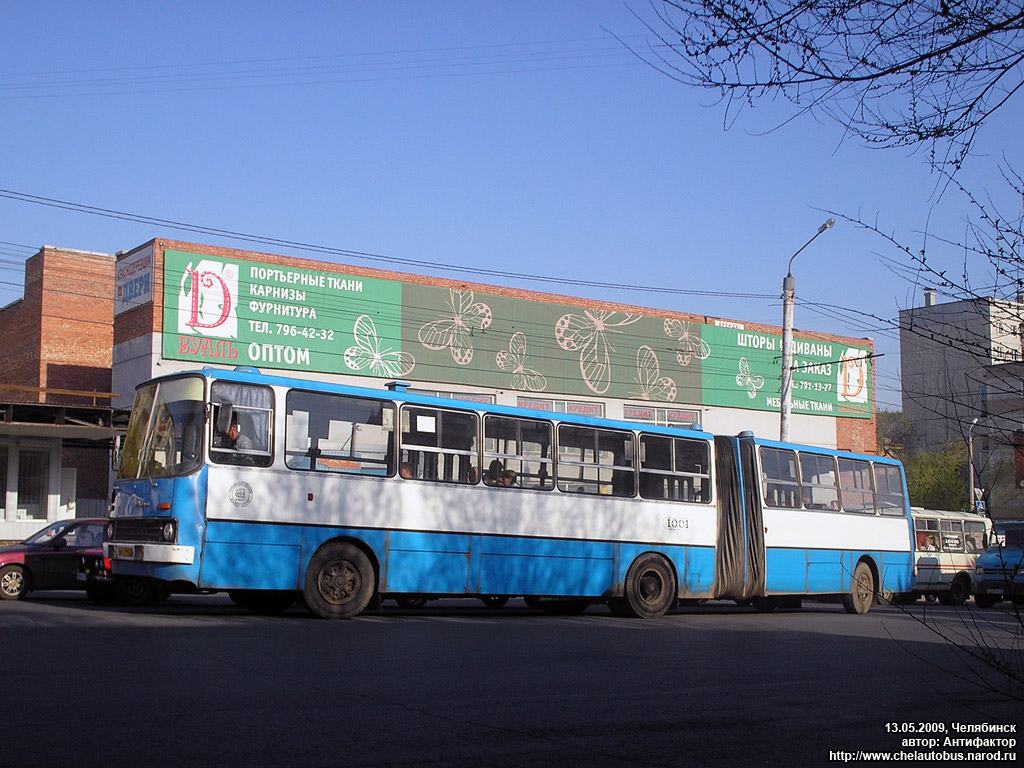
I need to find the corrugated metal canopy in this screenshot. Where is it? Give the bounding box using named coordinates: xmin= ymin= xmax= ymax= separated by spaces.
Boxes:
xmin=0 ymin=401 xmax=128 ymax=442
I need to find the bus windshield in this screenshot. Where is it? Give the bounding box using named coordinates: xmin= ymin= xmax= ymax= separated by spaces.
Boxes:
xmin=118 ymin=376 xmax=206 ymax=480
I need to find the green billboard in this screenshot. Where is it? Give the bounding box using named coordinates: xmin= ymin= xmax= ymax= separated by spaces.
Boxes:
xmin=161 ymin=249 xmax=870 ymax=418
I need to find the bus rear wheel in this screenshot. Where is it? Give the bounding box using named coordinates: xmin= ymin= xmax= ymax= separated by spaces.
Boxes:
xmin=842 ymin=562 xmax=875 ymax=614
xmin=611 ymin=553 xmax=676 ymax=619
xmin=304 ymin=542 xmax=374 ymax=619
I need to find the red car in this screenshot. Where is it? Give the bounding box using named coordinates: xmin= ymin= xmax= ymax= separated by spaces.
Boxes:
xmin=0 ymin=518 xmax=108 ymax=600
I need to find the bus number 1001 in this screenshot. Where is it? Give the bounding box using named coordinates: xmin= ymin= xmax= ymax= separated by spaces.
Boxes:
xmin=663 ymin=517 xmax=691 ymax=531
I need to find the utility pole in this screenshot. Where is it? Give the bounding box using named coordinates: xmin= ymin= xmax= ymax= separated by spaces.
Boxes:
xmin=780 ymin=219 xmax=835 ymax=442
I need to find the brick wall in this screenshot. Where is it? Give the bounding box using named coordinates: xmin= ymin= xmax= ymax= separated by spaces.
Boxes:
xmin=39 ymin=247 xmax=115 ymax=403
xmin=0 ymin=256 xmax=43 ymax=401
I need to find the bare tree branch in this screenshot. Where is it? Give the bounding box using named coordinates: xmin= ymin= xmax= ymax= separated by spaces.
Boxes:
xmin=628 ymin=1 xmax=1024 ymax=168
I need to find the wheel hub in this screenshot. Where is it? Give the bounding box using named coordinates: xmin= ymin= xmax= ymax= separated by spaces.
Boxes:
xmin=320 ymin=560 xmax=358 ymax=603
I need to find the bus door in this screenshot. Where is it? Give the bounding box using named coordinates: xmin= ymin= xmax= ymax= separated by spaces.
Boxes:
xmin=712 ymin=436 xmax=766 ymax=600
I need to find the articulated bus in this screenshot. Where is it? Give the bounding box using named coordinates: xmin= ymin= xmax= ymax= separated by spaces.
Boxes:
xmin=106 ymin=367 xmax=914 ymax=619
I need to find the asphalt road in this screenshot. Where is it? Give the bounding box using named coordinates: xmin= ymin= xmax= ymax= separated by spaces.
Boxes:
xmin=4 ymin=594 xmax=1021 ymax=767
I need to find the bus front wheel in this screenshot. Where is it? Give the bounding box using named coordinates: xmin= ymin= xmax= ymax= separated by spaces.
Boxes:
xmin=611 ymin=553 xmax=676 ymax=619
xmin=304 ymin=542 xmax=374 ymax=619
xmin=842 ymin=562 xmax=875 ymax=614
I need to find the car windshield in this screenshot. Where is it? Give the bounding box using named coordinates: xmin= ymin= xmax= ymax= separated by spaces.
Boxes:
xmin=23 ymin=520 xmax=70 ymax=545
xmin=118 ymin=376 xmax=206 ymax=479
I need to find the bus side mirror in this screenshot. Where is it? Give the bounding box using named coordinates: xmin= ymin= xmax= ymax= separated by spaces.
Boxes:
xmin=215 ymin=404 xmax=234 ymax=436
xmin=111 ymin=434 xmax=123 ymax=471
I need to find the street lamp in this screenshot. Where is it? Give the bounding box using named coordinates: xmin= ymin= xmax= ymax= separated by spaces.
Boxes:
xmin=780 ymin=218 xmax=835 ymax=442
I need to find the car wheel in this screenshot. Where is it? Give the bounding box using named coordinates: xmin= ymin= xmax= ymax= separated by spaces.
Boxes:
xmin=0 ymin=564 xmax=29 ymax=600
xmin=973 ymin=593 xmax=999 ymax=608
xmin=116 ymin=576 xmax=158 ymax=606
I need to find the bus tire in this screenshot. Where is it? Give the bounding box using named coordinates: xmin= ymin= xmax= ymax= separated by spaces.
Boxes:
xmin=614 ymin=553 xmax=676 ymax=619
xmin=939 ymin=576 xmax=969 ymax=606
xmin=841 ymin=561 xmax=875 ymax=614
xmin=481 ymin=595 xmax=510 ymax=608
xmin=304 ymin=542 xmax=374 ymax=619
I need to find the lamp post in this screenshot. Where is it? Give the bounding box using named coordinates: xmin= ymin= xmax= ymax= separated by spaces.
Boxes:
xmin=780 ymin=218 xmax=835 ymax=442
xmin=968 ymin=416 xmax=979 ymax=513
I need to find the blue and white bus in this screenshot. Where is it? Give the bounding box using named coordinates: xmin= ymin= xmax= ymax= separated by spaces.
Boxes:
xmin=106 ymin=366 xmax=914 ymax=618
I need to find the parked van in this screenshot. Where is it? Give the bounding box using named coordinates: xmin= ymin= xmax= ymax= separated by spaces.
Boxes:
xmin=972 ymin=520 xmax=1024 ymax=607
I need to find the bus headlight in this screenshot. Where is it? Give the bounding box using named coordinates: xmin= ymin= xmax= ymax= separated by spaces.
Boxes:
xmin=162 ymin=521 xmax=176 ymax=542
xmin=975 ymin=567 xmax=984 ymax=576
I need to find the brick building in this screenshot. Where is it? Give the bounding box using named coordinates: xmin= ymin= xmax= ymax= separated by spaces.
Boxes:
xmin=0 ymin=246 xmax=121 ymax=541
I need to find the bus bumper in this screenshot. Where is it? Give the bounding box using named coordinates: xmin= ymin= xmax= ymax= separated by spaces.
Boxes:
xmin=105 ymin=542 xmax=195 ymax=565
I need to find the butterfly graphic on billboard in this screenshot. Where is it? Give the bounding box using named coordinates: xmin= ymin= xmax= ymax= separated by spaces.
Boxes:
xmin=736 ymin=357 xmax=765 ymax=399
xmin=418 ymin=289 xmax=493 ymax=365
xmin=496 ymin=332 xmax=548 ymax=392
xmin=555 ymin=309 xmax=642 ymax=394
xmin=631 ymin=345 xmax=677 ymax=402
xmin=344 ymin=315 xmax=416 ymax=378
xmin=663 ymin=319 xmax=711 ymax=366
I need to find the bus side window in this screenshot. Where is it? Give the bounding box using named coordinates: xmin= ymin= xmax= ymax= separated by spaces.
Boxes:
xmin=400 ymin=406 xmax=478 ymax=484
xmin=209 ymin=383 xmax=274 ymax=468
xmin=760 ymin=447 xmax=800 ymax=509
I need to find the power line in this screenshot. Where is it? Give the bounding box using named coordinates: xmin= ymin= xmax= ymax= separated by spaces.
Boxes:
xmin=0 ymin=188 xmax=775 ymax=302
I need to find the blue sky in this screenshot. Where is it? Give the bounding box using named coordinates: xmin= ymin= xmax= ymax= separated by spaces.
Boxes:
xmin=2 ymin=2 xmax=1021 ymax=412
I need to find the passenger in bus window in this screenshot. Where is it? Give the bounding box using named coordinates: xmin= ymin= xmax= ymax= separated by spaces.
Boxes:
xmin=467 ymin=466 xmax=480 ymax=484
xmin=485 ymin=459 xmax=503 ymax=485
xmin=499 ymin=469 xmax=518 ymax=487
xmin=228 ymin=420 xmax=254 ymax=451
xmin=400 ymin=463 xmax=413 ymax=479
xmin=923 ymin=534 xmax=938 ymax=551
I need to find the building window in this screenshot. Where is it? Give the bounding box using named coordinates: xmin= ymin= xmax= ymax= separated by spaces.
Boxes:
xmin=18 ymin=449 xmax=49 ymax=521
xmin=623 ymin=404 xmax=701 ymax=429
xmin=0 ymin=446 xmax=7 ymax=520
xmin=516 ymin=397 xmax=604 ymax=418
